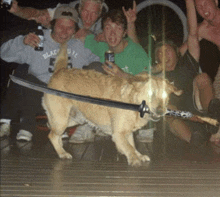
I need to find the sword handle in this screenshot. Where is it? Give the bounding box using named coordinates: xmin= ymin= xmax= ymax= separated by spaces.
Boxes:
xmin=138 ymin=102 xmax=194 ymax=119
xmin=139 ymin=100 xmax=150 ymax=118
xmin=165 ymin=109 xmax=193 ymax=118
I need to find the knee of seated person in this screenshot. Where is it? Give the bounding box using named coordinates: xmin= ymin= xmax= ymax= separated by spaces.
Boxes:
xmin=195 ymin=73 xmax=212 ymax=89
xmin=165 ymin=116 xmax=176 ymax=126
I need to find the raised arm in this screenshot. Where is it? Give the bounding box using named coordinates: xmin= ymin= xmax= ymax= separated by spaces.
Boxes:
xmin=179 ymin=0 xmax=200 ymax=61
xmin=7 ymin=0 xmax=51 ymax=28
xmin=122 ymin=1 xmax=139 ymax=43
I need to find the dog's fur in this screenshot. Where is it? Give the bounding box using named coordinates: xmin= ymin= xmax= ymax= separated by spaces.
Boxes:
xmin=42 ymin=43 xmax=182 ymax=167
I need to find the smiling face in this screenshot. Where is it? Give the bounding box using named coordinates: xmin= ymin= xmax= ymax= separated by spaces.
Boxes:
xmin=195 ymin=0 xmax=218 ymax=22
xmin=156 ymin=44 xmax=178 ymax=71
xmin=103 ymin=18 xmax=126 ymax=48
xmin=80 ymin=0 xmax=101 ymax=30
xmin=51 ymin=18 xmax=76 ymax=44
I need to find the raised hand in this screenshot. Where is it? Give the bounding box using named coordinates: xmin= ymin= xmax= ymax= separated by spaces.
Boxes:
xmin=122 ymin=1 xmax=137 ymax=24
xmin=7 ymin=0 xmax=19 ymax=13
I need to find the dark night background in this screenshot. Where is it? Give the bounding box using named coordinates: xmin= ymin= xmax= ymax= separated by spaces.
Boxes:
xmin=1 ymin=0 xmax=220 ymax=101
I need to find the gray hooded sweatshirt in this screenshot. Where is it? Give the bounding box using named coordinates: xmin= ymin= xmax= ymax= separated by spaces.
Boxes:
xmin=0 ymin=29 xmax=100 ymax=84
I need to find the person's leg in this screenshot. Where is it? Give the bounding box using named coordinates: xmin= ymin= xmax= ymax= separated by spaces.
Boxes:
xmin=210 ymin=66 xmax=220 ymax=144
xmin=165 ymin=104 xmax=211 ymax=147
xmin=166 ymin=117 xmax=191 ymax=143
xmin=17 ymin=75 xmax=45 ymax=141
xmin=194 ymin=73 xmax=214 ymax=111
xmin=0 ymin=80 xmax=24 ymax=137
xmin=213 ymin=65 xmax=220 ymax=99
xmin=165 ymin=105 xmax=192 ymax=143
xmin=1 ymin=65 xmax=30 ymax=137
xmin=210 ymin=65 xmax=220 ymax=121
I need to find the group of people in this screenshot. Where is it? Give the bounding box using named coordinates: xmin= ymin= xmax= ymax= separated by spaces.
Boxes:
xmin=0 ymin=0 xmax=220 ymax=158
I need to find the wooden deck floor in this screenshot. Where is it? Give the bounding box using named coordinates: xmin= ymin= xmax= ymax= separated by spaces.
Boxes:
xmin=1 ymin=125 xmax=220 ymax=197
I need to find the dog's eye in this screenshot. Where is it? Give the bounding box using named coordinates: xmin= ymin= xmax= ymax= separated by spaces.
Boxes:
xmin=162 ymin=91 xmax=168 ymax=99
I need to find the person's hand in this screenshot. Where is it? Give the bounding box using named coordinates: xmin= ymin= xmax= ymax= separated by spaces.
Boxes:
xmin=102 ymin=61 xmax=126 ymax=77
xmin=29 ymin=10 xmax=51 ymax=28
xmin=95 ymin=32 xmax=106 ymax=42
xmin=7 ymin=0 xmax=19 ymax=13
xmin=122 ymin=1 xmax=137 ymax=24
xmin=23 ymin=33 xmax=40 ymax=48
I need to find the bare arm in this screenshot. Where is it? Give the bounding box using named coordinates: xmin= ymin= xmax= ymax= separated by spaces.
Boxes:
xmin=8 ymin=0 xmax=51 ymax=28
xmin=122 ymin=1 xmax=139 ymax=43
xmin=8 ymin=0 xmax=40 ymax=19
xmin=179 ymin=0 xmax=200 ymax=61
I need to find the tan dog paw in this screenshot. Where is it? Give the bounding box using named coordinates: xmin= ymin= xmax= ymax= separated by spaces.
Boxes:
xmin=139 ymin=154 xmax=150 ymax=162
xmin=59 ymin=152 xmax=72 ymax=159
xmin=128 ymin=155 xmax=142 ymax=167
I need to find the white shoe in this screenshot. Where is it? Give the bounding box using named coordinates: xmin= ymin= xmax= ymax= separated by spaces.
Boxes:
xmin=16 ymin=130 xmax=33 ymax=141
xmin=69 ymin=124 xmax=94 ymax=143
xmin=0 ymin=119 xmax=11 ymax=137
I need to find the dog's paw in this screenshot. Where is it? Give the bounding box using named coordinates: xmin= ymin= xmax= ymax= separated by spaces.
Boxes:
xmin=139 ymin=154 xmax=150 ymax=162
xmin=59 ymin=152 xmax=72 ymax=159
xmin=128 ymin=155 xmax=142 ymax=167
xmin=135 ymin=151 xmax=150 ymax=162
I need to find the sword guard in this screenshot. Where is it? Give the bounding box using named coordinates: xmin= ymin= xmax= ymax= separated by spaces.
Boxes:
xmin=139 ymin=100 xmax=150 ymax=118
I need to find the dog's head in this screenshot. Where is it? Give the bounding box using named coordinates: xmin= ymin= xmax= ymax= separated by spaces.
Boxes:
xmin=128 ymin=72 xmax=183 ymax=119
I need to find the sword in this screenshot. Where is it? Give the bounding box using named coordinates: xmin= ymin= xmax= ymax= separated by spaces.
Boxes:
xmin=10 ymin=75 xmax=219 ymax=128
xmin=9 ymin=75 xmax=150 ymax=117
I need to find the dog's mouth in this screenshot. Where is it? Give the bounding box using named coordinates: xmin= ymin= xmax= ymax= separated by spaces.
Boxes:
xmin=149 ymin=106 xmax=167 ymax=122
xmin=149 ymin=112 xmax=162 ymax=122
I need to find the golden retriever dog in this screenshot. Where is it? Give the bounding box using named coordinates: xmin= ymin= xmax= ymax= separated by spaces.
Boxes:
xmin=42 ymin=44 xmax=182 ymax=167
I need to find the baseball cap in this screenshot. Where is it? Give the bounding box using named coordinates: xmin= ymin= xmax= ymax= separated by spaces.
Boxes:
xmin=53 ymin=5 xmax=79 ymax=23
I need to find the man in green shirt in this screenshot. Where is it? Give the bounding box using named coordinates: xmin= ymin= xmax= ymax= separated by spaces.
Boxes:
xmin=83 ymin=9 xmax=151 ymax=76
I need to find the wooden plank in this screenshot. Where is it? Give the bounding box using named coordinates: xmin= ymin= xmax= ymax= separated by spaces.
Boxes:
xmin=1 ymin=131 xmax=220 ymax=197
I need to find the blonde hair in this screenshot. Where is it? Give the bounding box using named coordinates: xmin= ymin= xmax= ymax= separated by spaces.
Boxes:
xmin=79 ymin=0 xmax=104 ymax=14
xmin=154 ymin=40 xmax=180 ymax=63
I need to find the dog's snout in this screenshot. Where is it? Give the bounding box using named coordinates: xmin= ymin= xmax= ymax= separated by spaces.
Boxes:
xmin=156 ymin=105 xmax=166 ymax=115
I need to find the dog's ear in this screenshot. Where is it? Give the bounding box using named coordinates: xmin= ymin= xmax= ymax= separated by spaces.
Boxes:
xmin=121 ymin=80 xmax=146 ymax=97
xmin=167 ymin=83 xmax=183 ymax=96
xmin=173 ymin=88 xmax=183 ymax=96
xmin=151 ymin=63 xmax=163 ymax=74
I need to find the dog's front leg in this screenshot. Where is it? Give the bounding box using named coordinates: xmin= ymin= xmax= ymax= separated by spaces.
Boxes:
xmin=112 ymin=132 xmax=143 ymax=167
xmin=127 ymin=134 xmax=150 ymax=162
xmin=48 ymin=131 xmax=72 ymax=159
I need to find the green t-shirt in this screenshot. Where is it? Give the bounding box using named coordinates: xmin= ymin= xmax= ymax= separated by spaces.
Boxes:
xmin=84 ymin=34 xmax=151 ymax=75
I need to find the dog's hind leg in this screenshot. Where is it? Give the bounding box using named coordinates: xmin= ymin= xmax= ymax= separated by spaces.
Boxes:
xmin=46 ymin=100 xmax=73 ymax=159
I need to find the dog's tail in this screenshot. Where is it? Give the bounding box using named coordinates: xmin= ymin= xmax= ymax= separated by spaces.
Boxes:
xmin=54 ymin=42 xmax=68 ymax=73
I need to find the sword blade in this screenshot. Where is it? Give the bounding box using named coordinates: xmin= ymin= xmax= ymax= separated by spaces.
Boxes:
xmin=10 ymin=75 xmax=141 ymax=112
xmin=9 ymin=75 xmax=217 ymax=125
